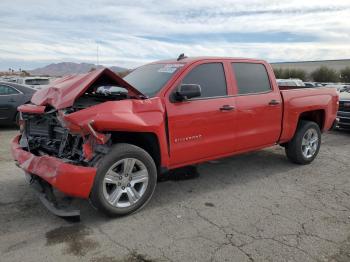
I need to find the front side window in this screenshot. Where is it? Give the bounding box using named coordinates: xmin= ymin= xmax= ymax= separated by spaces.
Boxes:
xmin=0 ymin=85 xmax=19 ymax=95
xmin=124 ymin=63 xmax=184 ymax=97
xmin=232 ymin=63 xmax=271 ymax=94
xmin=182 ymin=63 xmax=227 ymax=98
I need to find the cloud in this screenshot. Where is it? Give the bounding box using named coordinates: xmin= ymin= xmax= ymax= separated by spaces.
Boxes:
xmin=0 ymin=0 xmax=349 ymax=69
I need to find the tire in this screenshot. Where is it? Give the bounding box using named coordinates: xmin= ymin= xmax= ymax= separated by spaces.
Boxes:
xmin=90 ymin=143 xmax=157 ymax=217
xmin=285 ymin=120 xmax=321 ymax=165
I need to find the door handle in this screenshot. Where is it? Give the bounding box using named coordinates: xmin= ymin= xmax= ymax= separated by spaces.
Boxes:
xmin=269 ymin=99 xmax=280 ymax=105
xmin=220 ymin=105 xmax=235 ymax=111
xmin=8 ymin=99 xmax=16 ymax=102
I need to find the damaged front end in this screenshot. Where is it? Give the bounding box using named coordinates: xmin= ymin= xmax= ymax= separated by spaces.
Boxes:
xmin=12 ymin=68 xmax=147 ymax=218
xmin=20 ymin=107 xmax=110 ymax=166
xmin=14 ymin=106 xmax=110 ymax=218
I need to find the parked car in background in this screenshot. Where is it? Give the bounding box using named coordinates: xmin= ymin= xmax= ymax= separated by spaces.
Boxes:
xmin=16 ymin=77 xmax=50 ymax=90
xmin=0 ymin=76 xmax=18 ymax=83
xmin=325 ymin=84 xmax=349 ymax=93
xmin=303 ymin=82 xmax=323 ymax=88
xmin=0 ymin=82 xmax=36 ymax=125
xmin=337 ymin=90 xmax=350 ymax=130
xmin=277 ymin=78 xmax=305 ymax=87
xmin=13 ymin=57 xmax=338 ymax=218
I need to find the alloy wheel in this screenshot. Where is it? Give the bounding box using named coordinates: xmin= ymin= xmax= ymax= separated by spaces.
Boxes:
xmin=102 ymin=158 xmax=149 ymax=208
xmin=301 ymin=128 xmax=319 ymax=159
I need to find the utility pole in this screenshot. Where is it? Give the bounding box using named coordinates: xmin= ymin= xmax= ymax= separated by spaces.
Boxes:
xmin=96 ymin=41 xmax=99 ymax=66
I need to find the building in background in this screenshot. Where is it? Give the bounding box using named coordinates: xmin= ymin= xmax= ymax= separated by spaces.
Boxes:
xmin=271 ymin=59 xmax=350 ymax=74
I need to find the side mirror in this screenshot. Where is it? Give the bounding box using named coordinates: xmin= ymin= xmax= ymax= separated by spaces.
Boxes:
xmin=175 ymin=84 xmax=201 ymax=101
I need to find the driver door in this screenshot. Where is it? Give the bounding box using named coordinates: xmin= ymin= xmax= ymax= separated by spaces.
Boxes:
xmin=165 ymin=61 xmax=236 ymax=167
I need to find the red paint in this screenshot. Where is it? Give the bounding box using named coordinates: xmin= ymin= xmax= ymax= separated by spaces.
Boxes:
xmin=86 ymin=120 xmax=110 ymax=144
xmin=31 ymin=68 xmax=144 ymax=110
xmin=12 ymin=58 xmax=339 ymax=199
xmin=60 ymin=97 xmax=169 ymax=168
xmin=82 ymin=140 xmax=94 ymax=161
xmin=279 ymin=88 xmax=339 ymax=142
xmin=18 ymin=104 xmax=46 ymax=114
xmin=11 ymin=136 xmax=96 ymax=198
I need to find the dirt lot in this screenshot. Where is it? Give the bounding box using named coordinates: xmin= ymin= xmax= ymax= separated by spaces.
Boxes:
xmin=0 ymin=128 xmax=349 ymax=262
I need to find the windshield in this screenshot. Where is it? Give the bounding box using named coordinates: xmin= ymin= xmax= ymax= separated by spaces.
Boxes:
xmin=123 ymin=63 xmax=184 ymax=97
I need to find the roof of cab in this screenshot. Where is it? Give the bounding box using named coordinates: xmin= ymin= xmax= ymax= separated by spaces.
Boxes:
xmin=151 ymin=56 xmax=267 ymax=64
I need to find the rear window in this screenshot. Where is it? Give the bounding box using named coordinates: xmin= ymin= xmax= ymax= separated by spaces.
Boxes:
xmin=232 ymin=63 xmax=271 ymax=94
xmin=182 ymin=63 xmax=227 ymax=98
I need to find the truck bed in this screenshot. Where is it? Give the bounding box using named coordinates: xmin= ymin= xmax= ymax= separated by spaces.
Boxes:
xmin=279 ymin=87 xmax=339 ymax=143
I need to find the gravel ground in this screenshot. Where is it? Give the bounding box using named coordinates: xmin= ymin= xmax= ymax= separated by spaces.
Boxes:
xmin=0 ymin=127 xmax=349 ymax=262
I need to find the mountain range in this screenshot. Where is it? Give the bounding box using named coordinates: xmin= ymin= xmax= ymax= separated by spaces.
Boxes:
xmin=29 ymin=62 xmax=127 ymax=76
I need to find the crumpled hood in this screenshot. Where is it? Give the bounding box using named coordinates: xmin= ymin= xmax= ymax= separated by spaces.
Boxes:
xmin=31 ymin=68 xmax=145 ymax=110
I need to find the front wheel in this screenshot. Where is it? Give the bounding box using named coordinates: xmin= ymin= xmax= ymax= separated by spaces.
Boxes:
xmin=285 ymin=120 xmax=321 ymax=165
xmin=90 ymin=143 xmax=157 ymax=217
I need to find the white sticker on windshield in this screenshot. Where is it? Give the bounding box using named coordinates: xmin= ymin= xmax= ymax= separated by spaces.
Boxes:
xmin=158 ymin=64 xmax=184 ymax=73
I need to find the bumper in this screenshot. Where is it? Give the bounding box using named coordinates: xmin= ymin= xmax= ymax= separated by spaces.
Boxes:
xmin=11 ymin=135 xmax=97 ymax=198
xmin=337 ymin=111 xmax=350 ymax=129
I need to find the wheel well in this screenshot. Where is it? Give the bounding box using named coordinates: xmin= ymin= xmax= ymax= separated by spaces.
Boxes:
xmin=298 ymin=110 xmax=325 ymax=130
xmin=109 ymin=131 xmax=161 ymax=171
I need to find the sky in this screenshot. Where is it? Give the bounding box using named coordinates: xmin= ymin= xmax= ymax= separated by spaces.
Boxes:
xmin=0 ymin=0 xmax=350 ymax=70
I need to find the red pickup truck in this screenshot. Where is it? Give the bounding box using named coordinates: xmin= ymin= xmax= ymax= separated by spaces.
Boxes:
xmin=12 ymin=56 xmax=338 ymax=217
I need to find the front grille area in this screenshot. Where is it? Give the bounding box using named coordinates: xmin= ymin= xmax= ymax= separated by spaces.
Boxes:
xmin=23 ymin=112 xmax=85 ymax=162
xmin=339 ymin=101 xmax=350 ymax=112
xmin=337 ymin=100 xmax=350 ymax=128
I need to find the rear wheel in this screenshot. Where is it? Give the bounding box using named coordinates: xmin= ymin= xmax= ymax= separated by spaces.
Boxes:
xmin=90 ymin=143 xmax=157 ymax=217
xmin=285 ymin=120 xmax=321 ymax=164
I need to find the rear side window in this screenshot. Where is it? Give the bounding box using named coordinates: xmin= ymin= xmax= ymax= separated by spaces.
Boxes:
xmin=232 ymin=63 xmax=271 ymax=94
xmin=0 ymin=85 xmax=19 ymax=95
xmin=182 ymin=63 xmax=227 ymax=98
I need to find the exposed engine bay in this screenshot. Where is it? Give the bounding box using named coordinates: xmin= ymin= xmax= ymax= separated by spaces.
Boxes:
xmin=18 ymin=68 xmax=147 ymax=167
xmin=72 ymin=85 xmax=129 ymax=110
xmin=20 ymin=85 xmax=129 ymax=165
xmin=21 ymin=111 xmax=84 ymax=161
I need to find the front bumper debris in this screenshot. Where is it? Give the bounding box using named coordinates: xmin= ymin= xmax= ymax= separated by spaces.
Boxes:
xmin=337 ymin=111 xmax=350 ymax=129
xmin=12 ymin=135 xmax=97 ymax=199
xmin=26 ymin=173 xmax=80 ymax=218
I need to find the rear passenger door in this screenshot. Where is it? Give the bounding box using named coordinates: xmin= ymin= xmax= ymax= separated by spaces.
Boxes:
xmin=230 ymin=62 xmax=282 ymax=151
xmin=166 ymin=61 xmax=236 ymax=167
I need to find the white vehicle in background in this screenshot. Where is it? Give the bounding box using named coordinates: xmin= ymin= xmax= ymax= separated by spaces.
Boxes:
xmin=325 ymin=84 xmax=350 ymax=93
xmin=16 ymin=77 xmax=50 ymax=90
xmin=337 ymin=88 xmax=350 ymax=130
xmin=277 ymin=78 xmax=305 ymax=87
xmin=303 ymin=82 xmax=323 ymax=88
xmin=1 ymin=76 xmax=18 ymax=83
